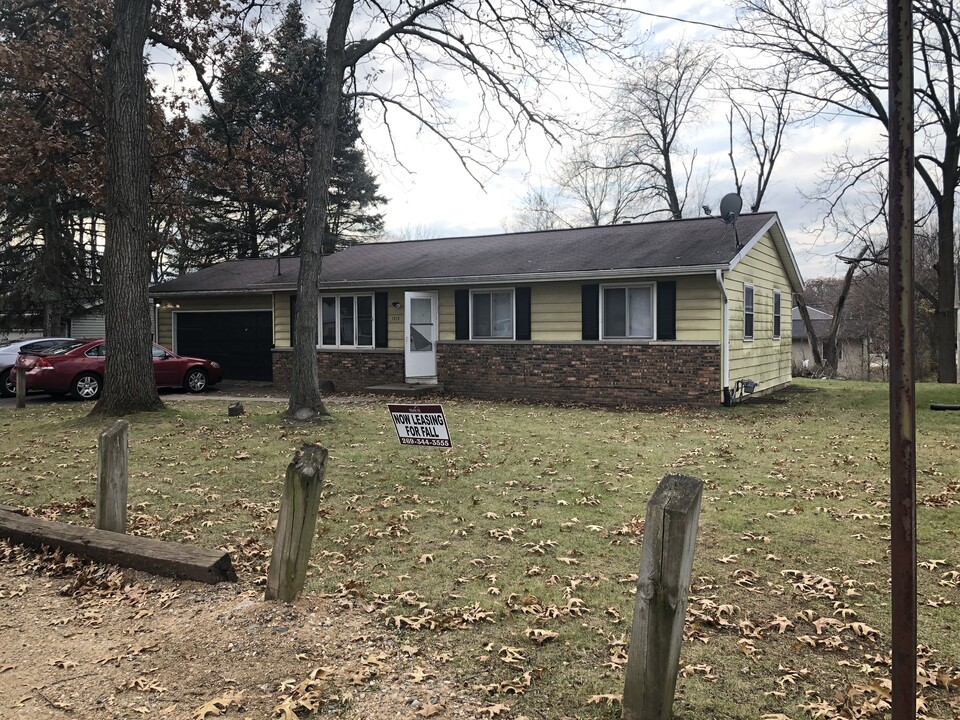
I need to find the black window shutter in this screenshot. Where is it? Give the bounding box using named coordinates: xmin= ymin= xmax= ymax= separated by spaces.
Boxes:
xmin=289 ymin=294 xmax=297 ymax=346
xmin=455 ymin=289 xmax=470 ymax=340
xmin=375 ymin=292 xmax=388 ymax=347
xmin=581 ymin=284 xmax=599 ymax=340
xmin=656 ymin=281 xmax=677 ymax=340
xmin=515 ymin=287 xmax=531 ymax=340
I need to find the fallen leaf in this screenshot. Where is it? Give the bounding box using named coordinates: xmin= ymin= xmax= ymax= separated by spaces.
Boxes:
xmin=523 ymin=628 xmax=559 ymax=645
xmin=418 ymin=701 xmax=445 ymax=717
xmin=478 ymin=703 xmax=511 ymax=717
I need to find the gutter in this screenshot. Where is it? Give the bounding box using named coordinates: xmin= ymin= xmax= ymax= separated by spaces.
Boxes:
xmin=310 ymin=264 xmax=729 ymax=291
xmin=152 ymin=264 xmax=733 ymax=296
xmin=716 ymin=269 xmax=731 ymax=406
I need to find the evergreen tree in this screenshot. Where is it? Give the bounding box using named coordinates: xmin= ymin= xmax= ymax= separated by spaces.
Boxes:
xmin=184 ymin=1 xmax=383 ymax=266
xmin=0 ymin=0 xmax=106 ymax=334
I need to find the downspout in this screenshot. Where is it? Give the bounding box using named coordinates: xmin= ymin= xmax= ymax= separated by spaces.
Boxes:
xmin=716 ymin=269 xmax=732 ymax=406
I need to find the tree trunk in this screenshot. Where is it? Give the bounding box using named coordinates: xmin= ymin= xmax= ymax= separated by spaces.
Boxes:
xmin=91 ymin=0 xmax=163 ymax=417
xmin=286 ymin=0 xmax=355 ymax=420
xmin=823 ymin=246 xmax=869 ymax=377
xmin=934 ymin=184 xmax=957 ymax=383
xmin=41 ymin=188 xmax=63 ymax=337
xmin=794 ymin=295 xmax=823 ymax=368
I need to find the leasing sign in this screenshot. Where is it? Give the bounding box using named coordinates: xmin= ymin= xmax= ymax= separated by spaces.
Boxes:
xmin=388 ymin=404 xmax=451 ymax=448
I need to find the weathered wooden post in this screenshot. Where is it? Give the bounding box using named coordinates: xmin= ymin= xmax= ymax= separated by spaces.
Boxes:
xmin=96 ymin=420 xmax=129 ymax=533
xmin=15 ymin=366 xmax=26 ymax=409
xmin=622 ymin=474 xmax=704 ymax=720
xmin=265 ymin=444 xmax=328 ymax=602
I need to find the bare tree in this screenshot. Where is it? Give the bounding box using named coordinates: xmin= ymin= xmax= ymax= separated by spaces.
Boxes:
xmin=286 ymin=0 xmax=628 ymax=419
xmin=731 ymin=0 xmax=959 ymax=383
xmin=555 ymin=140 xmax=650 ymax=225
xmin=724 ymin=62 xmax=804 ymax=212
xmin=510 ymin=139 xmax=649 ymax=230
xmin=606 ymin=40 xmax=718 ymax=220
xmin=509 ymin=185 xmax=569 ymax=232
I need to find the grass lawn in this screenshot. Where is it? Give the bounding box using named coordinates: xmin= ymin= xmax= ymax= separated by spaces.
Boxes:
xmin=2 ymin=378 xmax=960 ymax=719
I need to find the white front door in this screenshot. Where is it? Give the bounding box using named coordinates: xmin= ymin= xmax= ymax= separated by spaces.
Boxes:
xmin=404 ymin=291 xmax=438 ymax=383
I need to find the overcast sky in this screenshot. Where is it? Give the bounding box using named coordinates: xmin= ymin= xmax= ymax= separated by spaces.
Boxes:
xmin=154 ymin=0 xmax=890 ymax=283
xmin=328 ymin=0 xmax=889 ymax=283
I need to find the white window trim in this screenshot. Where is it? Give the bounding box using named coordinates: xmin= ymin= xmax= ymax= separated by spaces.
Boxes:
xmin=599 ymin=282 xmax=657 ymax=340
xmin=469 ymin=288 xmax=516 ymax=341
xmin=772 ymin=289 xmax=782 ymax=340
xmin=743 ymin=283 xmax=755 ymax=342
xmin=319 ymin=293 xmax=375 ymax=348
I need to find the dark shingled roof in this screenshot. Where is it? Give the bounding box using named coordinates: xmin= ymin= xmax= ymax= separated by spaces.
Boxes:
xmin=791 ymin=306 xmax=833 ymax=339
xmin=151 ymin=212 xmax=792 ymax=295
xmin=150 ymin=257 xmax=301 ymax=295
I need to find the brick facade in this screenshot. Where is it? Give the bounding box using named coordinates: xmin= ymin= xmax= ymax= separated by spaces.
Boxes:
xmin=272 ymin=348 xmax=405 ymax=392
xmin=438 ymin=342 xmax=720 ymax=405
xmin=273 ymin=342 xmax=721 ymax=406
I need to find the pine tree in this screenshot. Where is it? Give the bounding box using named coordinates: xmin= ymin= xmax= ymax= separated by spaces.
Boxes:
xmin=184 ymin=1 xmax=383 ymax=266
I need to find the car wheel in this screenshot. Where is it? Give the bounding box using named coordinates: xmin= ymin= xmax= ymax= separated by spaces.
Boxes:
xmin=184 ymin=368 xmax=208 ymax=393
xmin=0 ymin=369 xmax=14 ymax=398
xmin=71 ymin=372 xmax=102 ymax=400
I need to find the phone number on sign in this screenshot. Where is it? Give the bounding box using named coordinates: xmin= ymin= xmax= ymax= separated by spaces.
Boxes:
xmin=400 ymin=438 xmax=450 ymax=447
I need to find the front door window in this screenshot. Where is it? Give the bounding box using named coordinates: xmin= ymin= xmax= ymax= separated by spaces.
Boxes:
xmin=409 ymin=297 xmax=434 ymax=352
xmin=404 ymin=292 xmax=438 ymax=383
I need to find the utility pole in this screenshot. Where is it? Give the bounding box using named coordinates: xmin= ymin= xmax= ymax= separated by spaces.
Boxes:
xmin=887 ymin=0 xmax=916 ymax=717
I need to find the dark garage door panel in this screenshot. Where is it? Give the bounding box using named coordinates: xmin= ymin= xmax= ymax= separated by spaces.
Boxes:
xmin=176 ymin=312 xmax=273 ymax=381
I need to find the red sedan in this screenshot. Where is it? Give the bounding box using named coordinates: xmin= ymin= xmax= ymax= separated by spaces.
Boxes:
xmin=13 ymin=340 xmax=222 ymax=400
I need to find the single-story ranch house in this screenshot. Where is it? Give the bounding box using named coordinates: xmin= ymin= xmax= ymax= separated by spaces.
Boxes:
xmin=149 ymin=212 xmax=804 ymax=406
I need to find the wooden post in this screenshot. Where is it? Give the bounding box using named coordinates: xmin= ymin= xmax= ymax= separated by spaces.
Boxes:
xmin=96 ymin=419 xmax=128 ymax=533
xmin=265 ymin=444 xmax=328 ymax=602
xmin=623 ymin=474 xmax=704 ymax=720
xmin=15 ymin=367 xmax=26 ymax=409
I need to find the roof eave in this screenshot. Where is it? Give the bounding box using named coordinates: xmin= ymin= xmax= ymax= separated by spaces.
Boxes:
xmin=316 ymin=264 xmax=729 ymax=290
xmin=149 ymin=288 xmax=289 ymax=298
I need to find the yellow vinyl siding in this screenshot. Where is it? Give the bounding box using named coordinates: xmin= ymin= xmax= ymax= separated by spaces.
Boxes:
xmin=273 ymin=293 xmax=294 ymax=348
xmin=419 ymin=279 xmax=724 ymax=342
xmin=528 ymin=278 xmax=721 ymax=342
xmin=157 ymin=296 xmax=272 ymax=347
xmin=675 ymin=275 xmax=721 ymax=341
xmin=531 ymin=282 xmax=581 ymax=341
xmin=726 ymin=231 xmax=793 ymax=389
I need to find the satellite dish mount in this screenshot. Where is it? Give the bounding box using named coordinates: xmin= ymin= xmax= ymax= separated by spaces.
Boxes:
xmin=718 ymin=193 xmax=743 ymax=249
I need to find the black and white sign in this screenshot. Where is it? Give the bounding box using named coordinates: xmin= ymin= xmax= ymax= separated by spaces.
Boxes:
xmin=388 ymin=404 xmax=451 ymax=448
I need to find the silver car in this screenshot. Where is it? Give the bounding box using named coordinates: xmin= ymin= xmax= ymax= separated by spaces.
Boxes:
xmin=0 ymin=337 xmax=75 ymax=397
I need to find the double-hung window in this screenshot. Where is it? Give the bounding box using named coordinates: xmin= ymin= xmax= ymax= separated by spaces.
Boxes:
xmin=601 ymin=284 xmax=654 ymax=339
xmin=320 ymin=294 xmax=374 ymax=347
xmin=471 ymin=289 xmax=514 ymax=339
xmin=743 ymin=284 xmax=755 ymax=341
xmin=773 ymin=290 xmax=782 ymax=339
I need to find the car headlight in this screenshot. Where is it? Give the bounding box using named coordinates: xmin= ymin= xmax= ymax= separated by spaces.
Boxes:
xmin=210 ymin=362 xmax=221 ymax=369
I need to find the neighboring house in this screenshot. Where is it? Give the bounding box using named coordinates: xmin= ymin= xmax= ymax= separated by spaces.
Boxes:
xmin=149 ymin=212 xmax=803 ymax=406
xmin=791 ymin=306 xmax=872 ymax=379
xmin=0 ymin=298 xmax=117 ymax=343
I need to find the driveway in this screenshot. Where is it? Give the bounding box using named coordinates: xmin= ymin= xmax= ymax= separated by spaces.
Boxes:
xmin=0 ymin=380 xmax=287 ymax=410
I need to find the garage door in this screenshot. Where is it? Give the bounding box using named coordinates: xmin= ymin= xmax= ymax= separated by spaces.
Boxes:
xmin=175 ymin=311 xmax=273 ymax=381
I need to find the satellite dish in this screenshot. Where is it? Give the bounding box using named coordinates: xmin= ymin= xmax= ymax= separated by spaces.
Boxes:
xmin=719 ymin=193 xmax=743 ymax=225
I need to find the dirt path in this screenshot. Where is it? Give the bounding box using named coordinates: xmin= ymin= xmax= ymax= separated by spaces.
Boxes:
xmin=0 ymin=542 xmax=482 ymax=720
